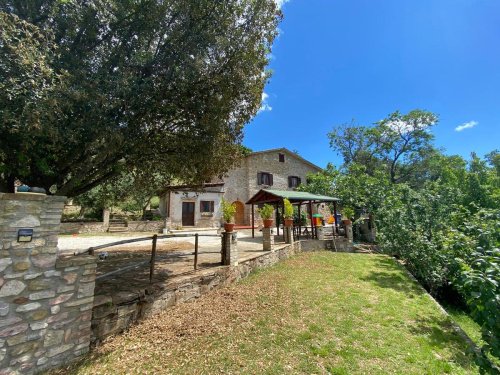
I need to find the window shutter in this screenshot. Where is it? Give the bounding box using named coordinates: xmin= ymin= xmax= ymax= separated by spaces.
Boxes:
xmin=288 ymin=176 xmax=292 ymax=188
xmin=298 ymin=177 xmax=302 ymax=186
xmin=257 ymin=172 xmax=262 ymax=185
xmin=270 ymin=174 xmax=274 ymax=186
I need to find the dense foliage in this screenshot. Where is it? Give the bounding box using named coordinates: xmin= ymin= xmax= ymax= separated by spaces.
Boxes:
xmin=0 ymin=0 xmax=280 ymax=196
xmin=303 ymin=110 xmax=500 ymax=370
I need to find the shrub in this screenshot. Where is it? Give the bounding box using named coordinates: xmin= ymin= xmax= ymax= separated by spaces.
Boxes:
xmin=258 ymin=204 xmax=274 ymax=220
xmin=283 ymin=198 xmax=293 ymax=219
xmin=221 ymin=198 xmax=236 ymax=223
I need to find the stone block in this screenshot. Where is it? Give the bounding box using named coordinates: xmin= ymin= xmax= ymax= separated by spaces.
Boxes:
xmin=31 ymin=254 xmax=57 ymax=269
xmin=0 ymin=302 xmax=9 ymax=317
xmin=55 ymin=255 xmax=95 ymax=269
xmin=57 ymin=285 xmax=74 ymax=293
xmin=43 ymin=270 xmax=61 ymax=278
xmin=29 ymin=290 xmax=56 ymax=301
xmin=47 ymin=343 xmax=74 ymax=358
xmin=16 ymin=303 xmax=41 ymax=312
xmin=43 ymin=330 xmax=64 ymax=347
xmin=27 ymin=279 xmax=51 ymax=291
xmin=64 ymin=296 xmax=93 ymax=307
xmin=50 ymin=305 xmax=60 ymax=315
xmin=63 ymin=272 xmax=78 ymax=285
xmin=0 ymin=280 xmax=26 ymax=297
xmin=0 ymin=323 xmax=28 ymax=338
xmin=0 ymin=316 xmax=22 ymax=329
xmin=30 ymin=322 xmax=48 ymax=331
xmin=49 ymin=293 xmax=74 ymax=306
xmin=24 ymin=272 xmax=43 ymax=280
xmin=29 ymin=310 xmax=49 ymax=321
xmin=77 ymin=283 xmax=95 ymax=298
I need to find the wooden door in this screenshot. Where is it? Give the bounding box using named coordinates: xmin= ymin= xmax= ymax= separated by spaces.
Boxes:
xmin=233 ymin=201 xmax=245 ymax=226
xmin=182 ymin=202 xmax=195 ymax=226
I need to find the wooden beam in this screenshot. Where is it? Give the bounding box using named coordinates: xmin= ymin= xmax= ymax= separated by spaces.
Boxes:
xmin=251 ymin=204 xmax=255 ymax=238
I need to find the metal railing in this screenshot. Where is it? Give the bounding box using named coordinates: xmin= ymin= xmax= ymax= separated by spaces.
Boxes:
xmin=75 ymin=233 xmax=221 ymax=282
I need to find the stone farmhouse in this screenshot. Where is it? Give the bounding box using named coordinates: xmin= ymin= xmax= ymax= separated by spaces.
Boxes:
xmin=159 ymin=148 xmax=322 ymax=229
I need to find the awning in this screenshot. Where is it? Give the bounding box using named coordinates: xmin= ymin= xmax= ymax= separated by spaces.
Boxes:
xmin=246 ymin=189 xmax=340 ymax=205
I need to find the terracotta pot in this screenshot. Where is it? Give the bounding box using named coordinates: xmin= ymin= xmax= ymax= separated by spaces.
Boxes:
xmin=284 ymin=218 xmax=294 ymax=227
xmin=224 ymin=223 xmax=235 ymax=232
xmin=263 ymin=219 xmax=274 ymax=228
xmin=342 ymin=219 xmax=352 ymax=226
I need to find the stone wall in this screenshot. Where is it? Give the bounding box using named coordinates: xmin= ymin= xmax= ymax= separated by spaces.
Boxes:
xmin=0 ymin=193 xmax=97 ymax=374
xmin=60 ymin=220 xmax=164 ymax=234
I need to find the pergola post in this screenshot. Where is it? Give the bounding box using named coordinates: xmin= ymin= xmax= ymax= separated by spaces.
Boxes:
xmin=333 ymin=200 xmax=339 ymax=236
xmin=308 ymin=200 xmax=315 ymax=239
xmin=298 ymin=203 xmax=301 ymax=240
xmin=251 ymin=204 xmax=255 ymax=238
xmin=275 ymin=203 xmax=279 ymax=236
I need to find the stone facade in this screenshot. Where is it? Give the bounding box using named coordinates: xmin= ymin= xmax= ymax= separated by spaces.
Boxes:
xmin=160 ymin=186 xmax=224 ymax=230
xmin=0 ymin=193 xmax=97 ymax=374
xmin=162 ymin=148 xmax=322 ymax=228
xmin=224 ymin=148 xmax=322 ymax=225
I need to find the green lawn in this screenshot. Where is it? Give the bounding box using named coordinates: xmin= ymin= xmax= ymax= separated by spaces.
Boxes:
xmin=62 ymin=252 xmax=478 ymax=374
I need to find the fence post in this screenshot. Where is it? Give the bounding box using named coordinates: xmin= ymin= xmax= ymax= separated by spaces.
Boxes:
xmin=149 ymin=234 xmax=158 ymax=283
xmin=194 ymin=233 xmax=199 ymax=270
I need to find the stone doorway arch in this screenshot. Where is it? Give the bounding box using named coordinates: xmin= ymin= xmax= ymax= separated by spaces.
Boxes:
xmin=233 ymin=201 xmax=245 ymax=226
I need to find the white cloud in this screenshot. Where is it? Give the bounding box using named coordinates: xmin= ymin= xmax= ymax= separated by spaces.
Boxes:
xmin=258 ymin=92 xmax=272 ymax=113
xmin=455 ymin=120 xmax=478 ymax=132
xmin=274 ymin=0 xmax=290 ymax=8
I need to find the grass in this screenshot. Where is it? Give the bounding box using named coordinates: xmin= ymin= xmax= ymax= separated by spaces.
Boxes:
xmin=59 ymin=252 xmax=478 ymax=374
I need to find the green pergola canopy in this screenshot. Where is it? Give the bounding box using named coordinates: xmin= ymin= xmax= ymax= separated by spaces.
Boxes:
xmin=246 ymin=189 xmax=340 ymax=205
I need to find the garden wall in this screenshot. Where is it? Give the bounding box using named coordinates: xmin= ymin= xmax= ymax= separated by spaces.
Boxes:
xmin=0 ymin=194 xmax=97 ymax=375
xmin=60 ymin=221 xmax=164 ymax=234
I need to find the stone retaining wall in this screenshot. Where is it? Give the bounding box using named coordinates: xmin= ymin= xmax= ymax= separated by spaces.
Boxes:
xmin=0 ymin=194 xmax=97 ymax=374
xmin=60 ymin=221 xmax=164 ymax=234
xmin=91 ymin=241 xmax=303 ymax=345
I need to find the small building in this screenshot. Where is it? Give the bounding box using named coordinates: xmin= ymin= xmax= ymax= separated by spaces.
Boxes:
xmin=160 ymin=148 xmax=323 ymax=229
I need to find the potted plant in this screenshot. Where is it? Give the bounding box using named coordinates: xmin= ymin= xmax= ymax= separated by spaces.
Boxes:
xmin=221 ymin=198 xmax=236 ymax=232
xmin=283 ymin=198 xmax=294 ymax=227
xmin=258 ymin=204 xmax=274 ymax=228
xmin=342 ymin=206 xmax=355 ymax=225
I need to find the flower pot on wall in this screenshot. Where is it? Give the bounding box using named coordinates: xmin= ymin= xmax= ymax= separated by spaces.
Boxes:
xmin=224 ymin=223 xmax=235 ymax=232
xmin=284 ymin=218 xmax=294 ymax=227
xmin=263 ymin=219 xmax=274 ymax=228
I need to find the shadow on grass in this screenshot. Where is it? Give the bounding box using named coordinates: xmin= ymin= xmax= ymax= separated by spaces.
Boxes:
xmin=409 ymin=316 xmax=476 ymax=369
xmin=360 ymin=257 xmax=425 ymax=296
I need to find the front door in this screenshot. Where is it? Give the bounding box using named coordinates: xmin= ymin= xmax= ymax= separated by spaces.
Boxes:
xmin=233 ymin=201 xmax=245 ymax=226
xmin=182 ymin=202 xmax=195 ymax=226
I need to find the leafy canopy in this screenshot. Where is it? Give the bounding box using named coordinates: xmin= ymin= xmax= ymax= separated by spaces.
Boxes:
xmin=0 ymin=0 xmax=280 ymax=196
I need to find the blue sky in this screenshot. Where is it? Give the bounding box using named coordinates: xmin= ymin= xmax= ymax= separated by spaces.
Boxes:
xmin=244 ymin=0 xmax=500 ymax=168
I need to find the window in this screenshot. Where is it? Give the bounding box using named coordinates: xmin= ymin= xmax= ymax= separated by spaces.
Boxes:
xmin=257 ymin=172 xmax=273 ymax=186
xmin=200 ymin=200 xmax=214 ymax=213
xmin=279 ymin=153 xmax=285 ymax=162
xmin=288 ymin=176 xmax=301 ymax=188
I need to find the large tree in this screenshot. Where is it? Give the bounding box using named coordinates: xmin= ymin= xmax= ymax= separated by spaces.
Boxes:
xmin=328 ymin=110 xmax=438 ymax=184
xmin=0 ymin=0 xmax=280 ymax=196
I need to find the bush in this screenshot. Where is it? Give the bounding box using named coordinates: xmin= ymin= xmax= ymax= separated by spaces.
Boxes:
xmin=258 ymin=204 xmax=274 ymax=220
xmin=456 ymin=248 xmax=500 ymax=370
